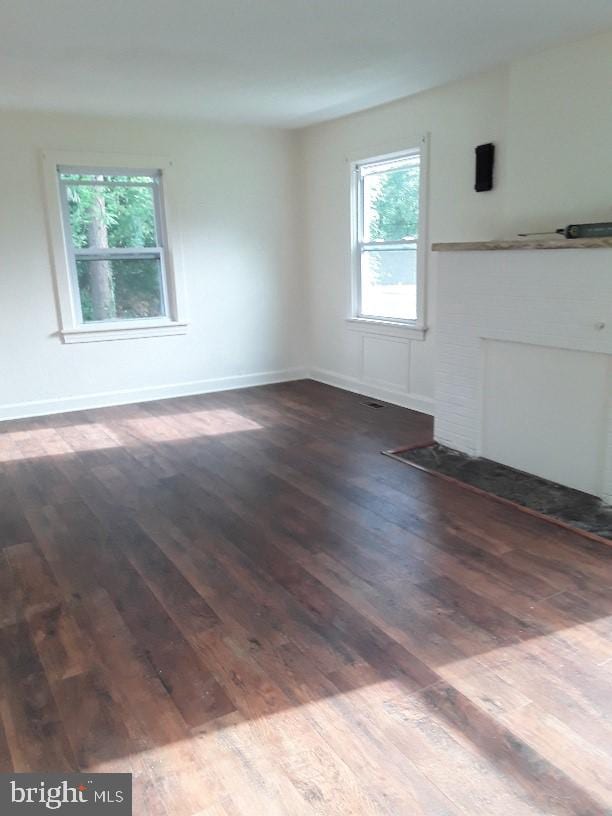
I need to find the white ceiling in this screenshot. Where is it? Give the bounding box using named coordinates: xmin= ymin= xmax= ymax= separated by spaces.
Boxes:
xmin=1 ymin=0 xmax=612 ymax=128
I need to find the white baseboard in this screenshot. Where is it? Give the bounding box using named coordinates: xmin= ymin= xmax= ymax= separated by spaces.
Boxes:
xmin=1 ymin=365 xmax=433 ymax=422
xmin=0 ymin=367 xmax=307 ymax=422
xmin=308 ymin=367 xmax=434 ymax=416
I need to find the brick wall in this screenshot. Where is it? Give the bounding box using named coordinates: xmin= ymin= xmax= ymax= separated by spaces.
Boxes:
xmin=434 ymin=248 xmax=612 ymax=500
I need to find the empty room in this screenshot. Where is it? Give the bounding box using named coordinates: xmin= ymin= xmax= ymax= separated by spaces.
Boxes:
xmin=1 ymin=1 xmax=612 ymax=813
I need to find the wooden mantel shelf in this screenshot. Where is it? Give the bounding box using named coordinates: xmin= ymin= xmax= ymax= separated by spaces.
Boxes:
xmin=432 ymin=237 xmax=612 ymax=252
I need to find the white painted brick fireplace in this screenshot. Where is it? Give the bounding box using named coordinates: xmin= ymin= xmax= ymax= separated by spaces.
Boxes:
xmin=433 ymin=242 xmax=612 ymax=502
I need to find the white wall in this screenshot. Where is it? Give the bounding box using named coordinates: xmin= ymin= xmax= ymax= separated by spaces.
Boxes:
xmin=298 ymin=68 xmax=507 ymax=414
xmin=0 ymin=110 xmax=303 ymax=419
xmin=502 ymin=29 xmax=612 ymax=236
xmin=299 ymin=28 xmax=612 ymax=413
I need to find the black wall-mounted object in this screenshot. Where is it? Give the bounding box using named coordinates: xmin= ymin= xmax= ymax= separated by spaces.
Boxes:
xmin=518 ymin=222 xmax=612 ymax=239
xmin=474 ymin=143 xmax=495 ymax=192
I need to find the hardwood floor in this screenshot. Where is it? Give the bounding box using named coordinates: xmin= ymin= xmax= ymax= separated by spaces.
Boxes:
xmin=1 ymin=379 xmax=611 ymax=815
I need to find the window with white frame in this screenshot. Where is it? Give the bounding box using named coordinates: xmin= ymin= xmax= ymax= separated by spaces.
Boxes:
xmin=59 ymin=167 xmax=169 ymax=323
xmin=43 ymin=152 xmax=186 ymax=343
xmin=352 ymin=143 xmax=426 ymax=327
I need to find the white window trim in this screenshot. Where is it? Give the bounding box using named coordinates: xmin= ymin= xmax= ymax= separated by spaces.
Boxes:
xmin=348 ymin=136 xmax=429 ymax=341
xmin=41 ymin=150 xmax=188 ymax=343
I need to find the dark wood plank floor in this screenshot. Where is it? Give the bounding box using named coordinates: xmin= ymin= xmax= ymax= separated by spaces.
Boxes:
xmin=1 ymin=379 xmax=611 ymax=815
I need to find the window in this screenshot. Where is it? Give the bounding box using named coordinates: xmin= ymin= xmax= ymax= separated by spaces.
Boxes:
xmin=59 ymin=169 xmax=167 ymax=323
xmin=43 ymin=152 xmax=186 ymax=343
xmin=351 ymin=140 xmax=427 ymax=334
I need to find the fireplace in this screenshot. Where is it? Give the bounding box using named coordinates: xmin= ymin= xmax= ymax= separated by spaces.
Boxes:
xmin=432 ymin=238 xmax=612 ymax=501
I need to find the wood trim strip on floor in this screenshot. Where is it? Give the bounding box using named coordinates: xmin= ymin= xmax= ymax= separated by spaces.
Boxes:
xmin=382 ymin=442 xmax=612 ymax=549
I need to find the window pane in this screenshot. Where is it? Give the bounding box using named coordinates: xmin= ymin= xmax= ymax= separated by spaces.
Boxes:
xmin=363 ymin=156 xmax=420 ymax=243
xmin=76 ymin=258 xmax=164 ymax=322
xmin=360 ymin=248 xmax=417 ymax=320
xmin=60 ymin=173 xmax=157 ymax=183
xmin=66 ymin=182 xmax=157 ymax=249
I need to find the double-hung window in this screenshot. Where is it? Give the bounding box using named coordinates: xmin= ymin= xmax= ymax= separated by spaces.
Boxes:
xmin=59 ymin=168 xmax=168 ymax=323
xmin=352 ymin=141 xmax=427 ymax=331
xmin=43 ymin=152 xmax=186 ymax=343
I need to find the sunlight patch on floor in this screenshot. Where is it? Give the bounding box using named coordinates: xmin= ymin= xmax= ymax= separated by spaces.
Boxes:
xmin=0 ymin=424 xmax=121 ymax=461
xmin=0 ymin=411 xmax=263 ymax=463
xmin=121 ymin=410 xmax=263 ymax=440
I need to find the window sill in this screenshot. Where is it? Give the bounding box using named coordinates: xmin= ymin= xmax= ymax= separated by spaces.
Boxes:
xmin=346 ymin=317 xmax=427 ymax=341
xmin=60 ymin=321 xmax=188 ymax=344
